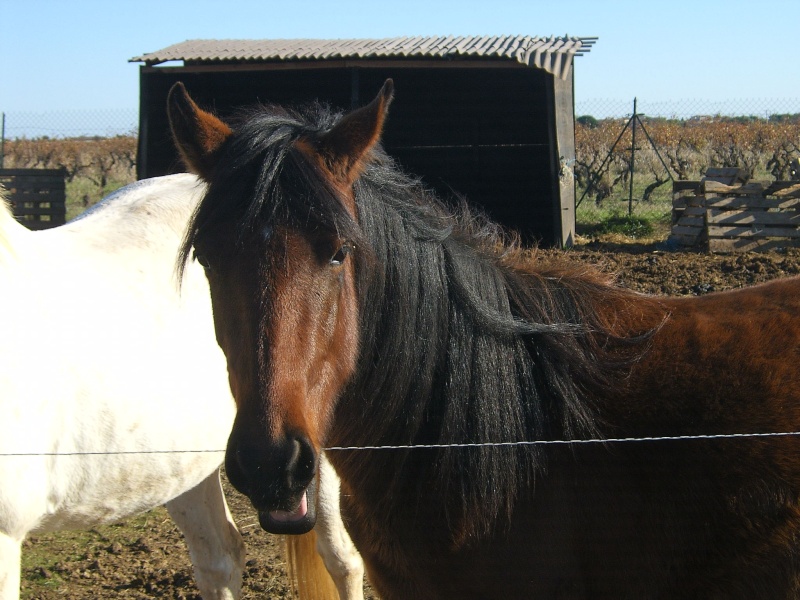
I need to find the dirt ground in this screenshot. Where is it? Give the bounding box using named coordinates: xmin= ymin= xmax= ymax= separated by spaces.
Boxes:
xmin=19 ymin=242 xmax=800 ymax=599
xmin=21 ymin=478 xmax=298 ymax=600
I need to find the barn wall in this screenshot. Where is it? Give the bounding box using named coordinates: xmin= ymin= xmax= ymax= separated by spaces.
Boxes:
xmin=138 ymin=63 xmax=570 ymax=245
xmin=137 ymin=68 xmax=353 ymax=181
xmin=357 ymin=68 xmax=555 ymax=244
xmin=547 ymin=69 xmax=577 ymax=247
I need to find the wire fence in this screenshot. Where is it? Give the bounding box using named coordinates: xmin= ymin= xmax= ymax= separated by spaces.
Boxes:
xmin=1 ymin=108 xmax=138 ymax=139
xmin=576 ymin=98 xmax=800 ymax=120
xmin=2 ymin=99 xmax=795 ymax=136
xmin=5 ymin=429 xmax=800 ymax=457
xmin=3 ymin=99 xmax=797 ymax=139
xmin=1 ymin=99 xmax=798 ymax=233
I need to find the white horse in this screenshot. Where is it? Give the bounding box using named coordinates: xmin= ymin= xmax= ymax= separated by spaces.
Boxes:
xmin=0 ymin=174 xmax=364 ymax=600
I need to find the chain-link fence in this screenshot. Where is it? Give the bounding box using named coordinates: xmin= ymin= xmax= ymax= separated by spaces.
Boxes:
xmin=0 ymin=109 xmax=139 ymax=219
xmin=576 ymin=98 xmax=800 ymax=121
xmin=1 ymin=108 xmax=138 ymax=140
xmin=1 ymin=101 xmax=798 ymax=233
xmin=4 ymin=100 xmax=796 ymax=138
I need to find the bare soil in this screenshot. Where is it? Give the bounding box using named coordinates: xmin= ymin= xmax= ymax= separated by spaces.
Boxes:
xmin=20 ymin=242 xmax=800 ymax=599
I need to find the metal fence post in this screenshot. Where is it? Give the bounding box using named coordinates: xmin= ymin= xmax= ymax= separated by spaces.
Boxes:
xmin=0 ymin=112 xmax=5 ymax=169
xmin=628 ymin=98 xmax=637 ymax=216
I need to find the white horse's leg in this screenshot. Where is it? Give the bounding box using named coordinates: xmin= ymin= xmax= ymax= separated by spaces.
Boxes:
xmin=315 ymin=454 xmax=365 ymax=600
xmin=0 ymin=534 xmax=21 ymax=600
xmin=165 ymin=468 xmax=245 ymax=600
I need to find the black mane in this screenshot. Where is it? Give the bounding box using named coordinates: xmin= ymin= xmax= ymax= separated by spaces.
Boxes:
xmin=338 ymin=152 xmax=652 ymax=542
xmin=181 ymin=100 xmax=650 ymax=543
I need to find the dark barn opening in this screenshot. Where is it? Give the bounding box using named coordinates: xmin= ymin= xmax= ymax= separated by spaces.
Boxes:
xmin=132 ymin=36 xmax=595 ymax=246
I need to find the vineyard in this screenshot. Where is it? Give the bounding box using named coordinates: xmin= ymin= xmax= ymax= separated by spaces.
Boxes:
xmin=574 ymin=114 xmax=800 ymax=234
xmin=2 ymin=114 xmax=799 ymax=228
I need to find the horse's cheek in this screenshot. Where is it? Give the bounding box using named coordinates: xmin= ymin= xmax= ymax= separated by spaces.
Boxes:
xmin=337 ymin=265 xmax=360 ymax=378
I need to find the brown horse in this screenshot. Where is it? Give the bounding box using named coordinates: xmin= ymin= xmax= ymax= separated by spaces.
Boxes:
xmin=169 ymin=79 xmax=800 ymax=599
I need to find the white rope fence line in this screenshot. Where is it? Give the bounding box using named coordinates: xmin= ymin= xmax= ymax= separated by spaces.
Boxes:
xmin=3 ymin=430 xmax=800 ymax=456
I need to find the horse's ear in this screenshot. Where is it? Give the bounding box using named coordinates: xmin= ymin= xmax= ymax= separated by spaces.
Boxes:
xmin=167 ymin=82 xmax=232 ymax=181
xmin=316 ymin=79 xmax=394 ymax=184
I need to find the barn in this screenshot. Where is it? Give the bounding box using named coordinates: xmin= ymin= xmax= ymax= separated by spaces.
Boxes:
xmin=131 ymin=35 xmax=596 ymax=246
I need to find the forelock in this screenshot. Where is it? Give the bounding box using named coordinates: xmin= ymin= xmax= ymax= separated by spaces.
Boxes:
xmin=179 ymin=101 xmax=366 ymax=270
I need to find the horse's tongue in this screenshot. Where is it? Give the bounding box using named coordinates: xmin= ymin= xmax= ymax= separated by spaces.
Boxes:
xmin=269 ymin=492 xmax=308 ymax=523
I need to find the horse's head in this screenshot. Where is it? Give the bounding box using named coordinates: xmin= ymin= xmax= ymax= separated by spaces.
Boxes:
xmin=168 ymin=80 xmax=393 ymax=533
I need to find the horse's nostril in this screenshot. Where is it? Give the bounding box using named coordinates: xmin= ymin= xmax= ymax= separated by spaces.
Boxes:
xmin=286 ymin=436 xmax=317 ymax=490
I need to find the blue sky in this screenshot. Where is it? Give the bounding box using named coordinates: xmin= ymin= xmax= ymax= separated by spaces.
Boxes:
xmin=1 ymin=0 xmax=799 ymax=117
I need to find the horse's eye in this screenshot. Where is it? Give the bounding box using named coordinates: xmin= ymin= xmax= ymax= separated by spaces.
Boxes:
xmin=193 ymin=249 xmax=212 ymax=271
xmin=330 ymin=243 xmax=354 ymax=266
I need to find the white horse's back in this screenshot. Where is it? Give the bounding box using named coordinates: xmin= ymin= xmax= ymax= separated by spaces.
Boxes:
xmin=0 ymin=174 xmax=234 ymax=533
xmin=0 ymin=175 xmax=249 ymax=599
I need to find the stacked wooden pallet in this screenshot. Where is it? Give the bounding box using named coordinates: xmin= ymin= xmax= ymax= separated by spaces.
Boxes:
xmin=0 ymin=168 xmax=66 ymax=230
xmin=670 ymin=167 xmax=800 ymax=252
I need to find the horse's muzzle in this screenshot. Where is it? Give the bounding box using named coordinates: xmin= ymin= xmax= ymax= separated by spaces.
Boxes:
xmin=225 ymin=431 xmax=318 ymax=534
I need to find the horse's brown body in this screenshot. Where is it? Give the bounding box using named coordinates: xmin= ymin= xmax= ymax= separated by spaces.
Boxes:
xmin=168 ymin=80 xmax=800 ymax=599
xmin=324 ymin=274 xmax=800 ymax=599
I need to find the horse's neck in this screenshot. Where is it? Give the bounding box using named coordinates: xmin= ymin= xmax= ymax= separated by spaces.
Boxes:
xmin=340 ymin=244 xmax=671 ymax=449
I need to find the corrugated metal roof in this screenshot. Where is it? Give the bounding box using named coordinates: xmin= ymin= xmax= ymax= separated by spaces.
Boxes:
xmin=130 ymin=35 xmax=596 ymax=79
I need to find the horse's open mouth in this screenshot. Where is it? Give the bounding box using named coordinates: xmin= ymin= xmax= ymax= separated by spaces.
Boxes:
xmin=257 ymin=479 xmax=317 ymax=534
xmin=269 ymin=491 xmax=308 ymax=523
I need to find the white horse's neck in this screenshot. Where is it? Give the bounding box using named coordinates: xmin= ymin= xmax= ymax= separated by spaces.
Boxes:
xmin=61 ymin=174 xmax=205 ymax=251
xmin=1 ymin=173 xmax=204 ymax=264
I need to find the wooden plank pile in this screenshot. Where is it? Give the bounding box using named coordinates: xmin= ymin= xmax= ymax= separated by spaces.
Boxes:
xmin=0 ymin=168 xmax=66 ymax=230
xmin=670 ymin=167 xmax=800 ymax=252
